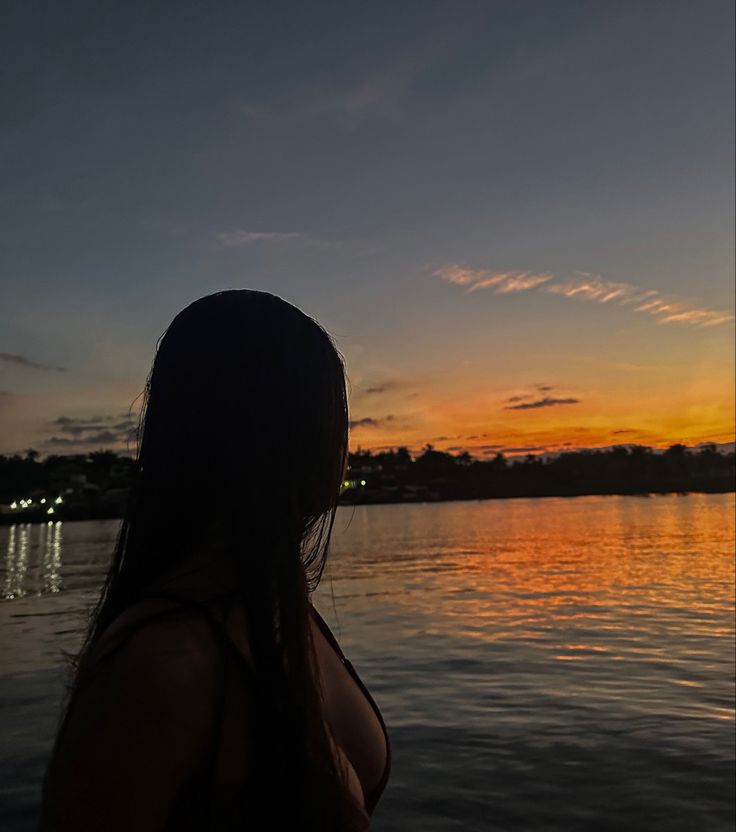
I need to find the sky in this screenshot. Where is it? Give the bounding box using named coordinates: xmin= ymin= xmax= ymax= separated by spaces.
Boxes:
xmin=1 ymin=0 xmax=734 ymax=458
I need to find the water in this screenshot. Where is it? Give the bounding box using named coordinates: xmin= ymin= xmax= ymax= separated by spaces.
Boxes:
xmin=1 ymin=493 xmax=734 ymax=831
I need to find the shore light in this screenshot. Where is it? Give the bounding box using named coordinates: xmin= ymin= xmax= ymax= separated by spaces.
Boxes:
xmin=360 ymin=480 xmax=366 ymax=486
xmin=10 ymin=501 xmax=17 ymax=510
xmin=41 ymin=498 xmax=46 ymax=504
xmin=55 ymin=496 xmax=63 ymax=504
xmin=47 ymin=507 xmax=55 ymax=515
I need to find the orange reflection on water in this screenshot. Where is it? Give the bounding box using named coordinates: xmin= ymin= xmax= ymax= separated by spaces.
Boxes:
xmin=327 ymin=493 xmax=736 ymax=665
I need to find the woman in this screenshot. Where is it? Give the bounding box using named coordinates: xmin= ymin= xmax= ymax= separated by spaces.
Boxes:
xmin=40 ymin=290 xmax=391 ymax=831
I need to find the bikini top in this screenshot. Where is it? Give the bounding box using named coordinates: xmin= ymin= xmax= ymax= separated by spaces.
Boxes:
xmin=310 ymin=604 xmax=392 ymax=815
xmin=75 ymin=593 xmax=391 ymax=827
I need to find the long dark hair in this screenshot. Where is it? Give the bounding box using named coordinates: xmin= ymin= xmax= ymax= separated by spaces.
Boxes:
xmin=72 ymin=289 xmax=352 ymax=828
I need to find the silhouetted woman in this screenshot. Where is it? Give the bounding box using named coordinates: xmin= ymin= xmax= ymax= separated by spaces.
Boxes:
xmin=40 ymin=290 xmax=390 ymax=831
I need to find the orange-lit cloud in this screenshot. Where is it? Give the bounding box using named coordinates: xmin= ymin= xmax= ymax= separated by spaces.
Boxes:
xmin=434 ymin=265 xmax=553 ymax=293
xmin=545 ymin=273 xmax=735 ymax=327
xmin=435 ymin=265 xmax=735 ymax=328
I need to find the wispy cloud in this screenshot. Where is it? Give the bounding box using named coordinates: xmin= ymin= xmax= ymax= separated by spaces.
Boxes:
xmin=435 ymin=265 xmax=735 ymax=328
xmin=239 ymin=77 xmax=405 ymax=125
xmin=434 ymin=266 xmax=553 ymax=294
xmin=544 ymin=273 xmax=735 ymax=327
xmin=215 ymin=230 xmax=307 ymax=247
xmin=0 ymin=353 xmax=65 ymax=372
xmin=505 ymin=396 xmax=580 ymax=411
xmin=215 ymin=229 xmax=341 ymax=250
xmin=544 ymin=274 xmax=649 ymax=304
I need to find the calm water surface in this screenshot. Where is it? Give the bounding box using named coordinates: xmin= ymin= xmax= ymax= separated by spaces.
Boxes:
xmin=1 ymin=494 xmax=734 ymax=831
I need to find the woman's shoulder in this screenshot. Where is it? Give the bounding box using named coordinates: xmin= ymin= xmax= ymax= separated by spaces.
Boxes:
xmin=42 ymin=597 xmax=245 ymax=830
xmin=79 ymin=595 xmax=230 ymax=682
xmin=71 ymin=595 xmax=238 ymax=747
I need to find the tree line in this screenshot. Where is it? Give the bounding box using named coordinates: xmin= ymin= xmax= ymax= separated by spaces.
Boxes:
xmin=344 ymin=443 xmax=734 ymax=502
xmin=0 ymin=443 xmax=733 ymax=509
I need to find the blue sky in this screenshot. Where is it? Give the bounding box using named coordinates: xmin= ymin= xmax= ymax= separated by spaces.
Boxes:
xmin=1 ymin=0 xmax=734 ymax=455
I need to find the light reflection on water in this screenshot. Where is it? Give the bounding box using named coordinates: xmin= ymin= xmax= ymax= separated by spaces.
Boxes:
xmin=0 ymin=494 xmax=734 ymax=831
xmin=2 ymin=522 xmax=63 ymax=600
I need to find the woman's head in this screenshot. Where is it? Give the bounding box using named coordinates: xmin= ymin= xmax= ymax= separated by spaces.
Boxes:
xmin=134 ymin=289 xmax=349 ymax=589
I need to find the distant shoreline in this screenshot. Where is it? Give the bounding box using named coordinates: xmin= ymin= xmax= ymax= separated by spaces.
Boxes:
xmin=1 ymin=485 xmax=732 ymax=526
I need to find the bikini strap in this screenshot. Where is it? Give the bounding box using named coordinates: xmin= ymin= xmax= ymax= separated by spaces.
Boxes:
xmin=310 ymin=604 xmax=347 ymax=661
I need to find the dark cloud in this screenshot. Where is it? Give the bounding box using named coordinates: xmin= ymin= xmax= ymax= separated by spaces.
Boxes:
xmin=349 ymin=414 xmax=396 ymax=430
xmin=42 ymin=412 xmax=138 ymax=450
xmin=45 ymin=431 xmax=122 ymax=447
xmin=0 ymin=352 xmax=65 ymax=372
xmin=505 ymin=384 xmax=559 ymax=406
xmin=505 ymin=397 xmax=580 ymax=411
xmin=350 ymin=417 xmax=379 ymax=429
xmin=356 ymin=380 xmax=410 ymax=397
xmin=54 ymin=415 xmax=111 ymax=426
xmin=612 ymin=429 xmax=635 ymax=435
xmin=54 ymin=414 xmax=136 ymax=428
xmin=50 ymin=414 xmax=137 ymax=438
xmin=58 ymin=423 xmax=109 ymax=436
xmin=501 ymin=445 xmax=547 ymax=453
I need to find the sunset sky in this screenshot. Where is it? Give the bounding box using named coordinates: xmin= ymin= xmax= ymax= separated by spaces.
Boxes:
xmin=1 ymin=1 xmax=734 ymax=458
